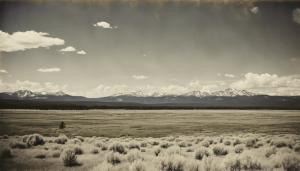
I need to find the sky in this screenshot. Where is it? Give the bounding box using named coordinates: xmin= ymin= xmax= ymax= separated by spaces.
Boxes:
xmin=1 ymin=0 xmax=300 ymax=97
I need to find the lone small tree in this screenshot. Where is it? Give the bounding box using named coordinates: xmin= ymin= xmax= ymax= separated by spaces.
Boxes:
xmin=59 ymin=121 xmax=65 ymax=129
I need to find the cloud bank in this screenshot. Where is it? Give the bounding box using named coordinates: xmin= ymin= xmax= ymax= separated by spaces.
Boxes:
xmin=77 ymin=50 xmax=87 ymax=55
xmin=1 ymin=73 xmax=299 ymax=97
xmin=132 ymin=75 xmax=148 ymax=80
xmin=93 ymin=21 xmax=114 ymax=29
xmin=231 ymin=73 xmax=300 ymax=95
xmin=37 ymin=68 xmax=61 ymax=72
xmin=0 ymin=69 xmax=8 ymax=73
xmin=0 ymin=80 xmax=68 ymax=93
xmin=59 ymin=46 xmax=76 ymax=52
xmin=0 ymin=31 xmax=64 ymax=52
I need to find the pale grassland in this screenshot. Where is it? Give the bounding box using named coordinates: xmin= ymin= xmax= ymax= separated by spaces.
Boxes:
xmin=1 ymin=133 xmax=300 ymax=171
xmin=1 ymin=109 xmax=300 ymax=137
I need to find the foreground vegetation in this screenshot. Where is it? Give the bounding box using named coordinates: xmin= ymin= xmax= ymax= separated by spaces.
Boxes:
xmin=1 ymin=133 xmax=300 ymax=171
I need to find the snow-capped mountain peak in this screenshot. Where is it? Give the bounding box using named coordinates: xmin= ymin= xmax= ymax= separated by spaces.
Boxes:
xmin=211 ymin=88 xmax=256 ymax=97
xmin=6 ymin=90 xmax=69 ymax=99
xmin=13 ymin=90 xmax=37 ymax=98
xmin=183 ymin=91 xmax=210 ymax=97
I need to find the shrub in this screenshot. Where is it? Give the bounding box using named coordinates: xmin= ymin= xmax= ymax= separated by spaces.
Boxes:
xmin=2 ymin=135 xmax=9 ymax=139
xmin=219 ymin=137 xmax=223 ymax=143
xmin=109 ymin=142 xmax=126 ymax=154
xmin=281 ymin=153 xmax=300 ymax=171
xmin=245 ymin=138 xmax=256 ymax=148
xmin=73 ymin=146 xmax=83 ymax=155
xmin=151 ymin=141 xmax=160 ymax=146
xmin=9 ymin=141 xmax=27 ymax=149
xmin=186 ymin=148 xmax=193 ymax=152
xmin=234 ymin=145 xmax=244 ymax=154
xmin=239 ymin=154 xmax=262 ymax=170
xmin=265 ymin=147 xmax=277 ymax=158
xmin=62 ymin=149 xmax=78 ymax=167
xmin=166 ymin=146 xmax=182 ymax=155
xmin=68 ymin=138 xmax=82 ymax=145
xmin=254 ymin=142 xmax=264 ymax=148
xmin=140 ymin=142 xmax=147 ymax=148
xmin=271 ymin=139 xmax=292 ymax=148
xmin=178 ymin=142 xmax=186 ymax=148
xmin=52 ymin=151 xmax=60 ymax=158
xmin=59 ymin=121 xmax=65 ymax=129
xmin=102 ymin=145 xmax=108 ymax=151
xmin=195 ymin=148 xmax=210 ymax=160
xmin=55 ymin=134 xmax=68 ymax=144
xmin=106 ymin=152 xmax=122 ymax=165
xmin=127 ymin=149 xmax=144 ymax=163
xmin=185 ymin=160 xmax=201 ymax=171
xmin=91 ymin=162 xmax=114 ymax=171
xmin=223 ymin=155 xmax=242 ymax=171
xmin=202 ymin=156 xmax=221 ymax=171
xmin=23 ymin=134 xmax=45 ymax=146
xmin=160 ymin=142 xmax=172 ymax=149
xmin=294 ymin=144 xmax=300 ymax=153
xmin=159 ymin=154 xmax=185 ymax=171
xmin=213 ymin=146 xmax=228 ymax=156
xmin=195 ymin=138 xmax=204 ymax=144
xmin=224 ymin=141 xmax=231 ymax=146
xmin=129 ymin=141 xmax=140 ymax=150
xmin=35 ymin=153 xmax=46 ymax=159
xmin=75 ymin=136 xmax=84 ymax=142
xmin=95 ymin=142 xmax=104 ymax=148
xmin=201 ymin=141 xmax=210 ymax=148
xmin=233 ymin=139 xmax=241 ymax=146
xmin=91 ymin=148 xmax=99 ymax=154
xmin=154 ymin=147 xmax=161 ymax=156
xmin=130 ymin=160 xmax=146 ymax=171
xmin=0 ymin=148 xmax=12 ymax=158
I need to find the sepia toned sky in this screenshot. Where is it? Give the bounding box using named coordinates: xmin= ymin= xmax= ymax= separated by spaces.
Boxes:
xmin=1 ymin=0 xmax=300 ymax=96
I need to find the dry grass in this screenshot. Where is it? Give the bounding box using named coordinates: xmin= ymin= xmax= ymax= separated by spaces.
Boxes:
xmin=0 ymin=133 xmax=300 ymax=170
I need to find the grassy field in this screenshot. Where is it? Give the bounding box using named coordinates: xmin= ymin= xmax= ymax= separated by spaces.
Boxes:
xmin=1 ymin=133 xmax=300 ymax=171
xmin=0 ymin=109 xmax=300 ymax=137
xmin=0 ymin=110 xmax=300 ymax=170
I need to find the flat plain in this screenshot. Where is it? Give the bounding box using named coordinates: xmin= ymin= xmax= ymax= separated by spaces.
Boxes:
xmin=0 ymin=110 xmax=300 ymax=171
xmin=1 ymin=109 xmax=300 ymax=137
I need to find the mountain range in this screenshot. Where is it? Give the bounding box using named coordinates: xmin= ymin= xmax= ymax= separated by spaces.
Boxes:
xmin=0 ymin=89 xmax=299 ymax=109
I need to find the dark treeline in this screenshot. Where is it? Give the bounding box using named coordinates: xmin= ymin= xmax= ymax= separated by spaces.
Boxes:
xmin=1 ymin=100 xmax=300 ymax=110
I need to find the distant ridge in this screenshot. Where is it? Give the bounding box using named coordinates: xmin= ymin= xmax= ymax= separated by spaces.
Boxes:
xmin=0 ymin=90 xmax=86 ymax=101
xmin=0 ymin=89 xmax=299 ymax=109
xmin=1 ymin=88 xmax=257 ymax=100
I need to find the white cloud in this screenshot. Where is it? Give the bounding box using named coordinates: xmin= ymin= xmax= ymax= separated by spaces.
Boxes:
xmin=189 ymin=80 xmax=222 ymax=92
xmin=86 ymin=84 xmax=129 ymax=97
xmin=0 ymin=80 xmax=68 ymax=93
xmin=0 ymin=30 xmax=64 ymax=52
xmin=293 ymin=8 xmax=300 ymax=24
xmin=132 ymin=75 xmax=148 ymax=80
xmin=59 ymin=46 xmax=76 ymax=52
xmin=37 ymin=68 xmax=61 ymax=72
xmin=250 ymin=6 xmax=259 ymax=14
xmin=230 ymin=73 xmax=300 ymax=95
xmin=93 ymin=21 xmax=114 ymax=29
xmin=77 ymin=50 xmax=86 ymax=55
xmin=224 ymin=74 xmax=235 ymax=78
xmin=0 ymin=69 xmax=8 ymax=73
xmin=160 ymin=85 xmax=187 ymax=95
